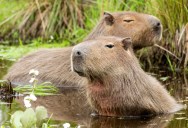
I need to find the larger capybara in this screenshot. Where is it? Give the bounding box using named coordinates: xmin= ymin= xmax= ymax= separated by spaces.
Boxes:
xmin=5 ymin=11 xmax=162 ymax=87
xmin=71 ymin=36 xmax=183 ymax=117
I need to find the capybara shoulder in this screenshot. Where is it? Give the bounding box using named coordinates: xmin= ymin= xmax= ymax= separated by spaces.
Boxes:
xmin=71 ymin=36 xmax=183 ymax=117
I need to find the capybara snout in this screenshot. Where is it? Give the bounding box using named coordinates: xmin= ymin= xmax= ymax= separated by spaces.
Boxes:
xmin=71 ymin=49 xmax=85 ymax=76
xmin=148 ymin=15 xmax=161 ymax=30
xmin=71 ymin=41 xmax=92 ymax=76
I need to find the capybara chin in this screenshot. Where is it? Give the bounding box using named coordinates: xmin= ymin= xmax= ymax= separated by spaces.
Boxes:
xmin=5 ymin=11 xmax=162 ymax=87
xmin=71 ymin=36 xmax=183 ymax=117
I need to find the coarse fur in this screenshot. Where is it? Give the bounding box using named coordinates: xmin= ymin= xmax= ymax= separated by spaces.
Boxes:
xmin=71 ymin=36 xmax=183 ymax=117
xmin=5 ymin=11 xmax=162 ymax=87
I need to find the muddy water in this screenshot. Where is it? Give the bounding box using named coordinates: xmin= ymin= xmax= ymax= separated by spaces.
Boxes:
xmin=1 ymin=59 xmax=188 ymax=127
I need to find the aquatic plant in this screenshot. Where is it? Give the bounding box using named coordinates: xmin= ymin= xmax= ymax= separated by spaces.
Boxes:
xmin=9 ymin=69 xmax=53 ymax=128
xmin=10 ymin=106 xmax=48 ymax=128
xmin=14 ymin=69 xmax=58 ymax=96
xmin=23 ymin=92 xmax=37 ymax=108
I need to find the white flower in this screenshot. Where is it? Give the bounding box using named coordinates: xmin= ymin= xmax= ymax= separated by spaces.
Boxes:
xmin=23 ymin=93 xmax=37 ymax=108
xmin=29 ymin=78 xmax=36 ymax=83
xmin=24 ymin=96 xmax=31 ymax=108
xmin=29 ymin=69 xmax=39 ymax=76
xmin=24 ymin=100 xmax=31 ymax=108
xmin=24 ymin=95 xmax=30 ymax=100
xmin=63 ymin=123 xmax=70 ymax=128
xmin=30 ymin=93 xmax=37 ymax=101
xmin=77 ymin=125 xmax=81 ymax=128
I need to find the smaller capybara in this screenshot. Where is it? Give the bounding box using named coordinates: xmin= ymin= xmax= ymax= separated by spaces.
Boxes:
xmin=5 ymin=11 xmax=162 ymax=87
xmin=71 ymin=36 xmax=183 ymax=117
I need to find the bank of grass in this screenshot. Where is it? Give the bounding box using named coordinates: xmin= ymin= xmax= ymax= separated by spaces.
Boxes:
xmin=0 ymin=0 xmax=146 ymax=43
xmin=0 ymin=0 xmax=29 ymax=36
xmin=0 ymin=39 xmax=71 ymax=60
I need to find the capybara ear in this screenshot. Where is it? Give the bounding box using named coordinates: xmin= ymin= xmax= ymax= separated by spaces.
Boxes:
xmin=122 ymin=37 xmax=132 ymax=50
xmin=103 ymin=12 xmax=114 ymax=25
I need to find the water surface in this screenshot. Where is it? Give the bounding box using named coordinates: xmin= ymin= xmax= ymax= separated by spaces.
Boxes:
xmin=0 ymin=59 xmax=188 ymax=128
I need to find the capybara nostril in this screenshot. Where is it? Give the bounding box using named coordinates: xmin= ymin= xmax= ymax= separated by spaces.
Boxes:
xmin=156 ymin=22 xmax=161 ymax=27
xmin=74 ymin=50 xmax=82 ymax=57
xmin=76 ymin=51 xmax=81 ymax=56
xmin=153 ymin=21 xmax=161 ymax=30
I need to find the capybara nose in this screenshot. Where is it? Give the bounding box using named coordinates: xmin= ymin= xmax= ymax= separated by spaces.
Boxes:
xmin=74 ymin=50 xmax=83 ymax=57
xmin=153 ymin=21 xmax=161 ymax=30
xmin=72 ymin=49 xmax=84 ymax=63
xmin=149 ymin=16 xmax=162 ymax=31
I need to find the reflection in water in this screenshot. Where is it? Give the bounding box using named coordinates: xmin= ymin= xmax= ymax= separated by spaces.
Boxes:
xmin=0 ymin=80 xmax=15 ymax=109
xmin=89 ymin=114 xmax=173 ymax=128
xmin=14 ymin=87 xmax=182 ymax=128
xmin=16 ymin=88 xmax=92 ymax=122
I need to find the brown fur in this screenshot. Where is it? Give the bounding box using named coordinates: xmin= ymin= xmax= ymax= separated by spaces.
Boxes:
xmin=4 ymin=11 xmax=162 ymax=86
xmin=85 ymin=11 xmax=162 ymax=48
xmin=71 ymin=36 xmax=183 ymax=117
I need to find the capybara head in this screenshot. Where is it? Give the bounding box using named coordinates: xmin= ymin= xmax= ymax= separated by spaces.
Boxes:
xmin=85 ymin=11 xmax=162 ymax=49
xmin=72 ymin=36 xmax=134 ymax=79
xmin=71 ymin=36 xmax=182 ymax=117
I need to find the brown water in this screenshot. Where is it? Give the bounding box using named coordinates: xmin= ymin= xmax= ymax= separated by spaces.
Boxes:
xmin=1 ymin=59 xmax=188 ymax=128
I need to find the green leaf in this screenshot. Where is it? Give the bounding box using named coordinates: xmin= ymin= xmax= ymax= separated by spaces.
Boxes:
xmin=10 ymin=111 xmax=24 ymax=128
xmin=36 ymin=106 xmax=48 ymax=126
xmin=20 ymin=108 xmax=37 ymax=128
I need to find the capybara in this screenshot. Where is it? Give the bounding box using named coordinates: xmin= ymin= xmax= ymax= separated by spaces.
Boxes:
xmin=71 ymin=36 xmax=183 ymax=117
xmin=5 ymin=11 xmax=162 ymax=87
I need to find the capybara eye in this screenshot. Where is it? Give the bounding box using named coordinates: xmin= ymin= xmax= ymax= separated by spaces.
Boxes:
xmin=123 ymin=19 xmax=134 ymax=23
xmin=105 ymin=44 xmax=114 ymax=48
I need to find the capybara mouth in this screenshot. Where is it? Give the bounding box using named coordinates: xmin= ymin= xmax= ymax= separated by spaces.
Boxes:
xmin=153 ymin=24 xmax=162 ymax=41
xmin=73 ymin=68 xmax=85 ymax=77
xmin=153 ymin=26 xmax=162 ymax=35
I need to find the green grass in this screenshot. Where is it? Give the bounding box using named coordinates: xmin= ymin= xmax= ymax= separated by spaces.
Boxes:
xmin=0 ymin=0 xmax=28 ymax=22
xmin=0 ymin=0 xmax=29 ymax=34
xmin=0 ymin=39 xmax=71 ymax=60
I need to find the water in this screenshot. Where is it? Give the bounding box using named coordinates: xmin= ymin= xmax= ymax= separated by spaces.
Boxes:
xmin=1 ymin=59 xmax=188 ymax=128
xmin=0 ymin=58 xmax=13 ymax=79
